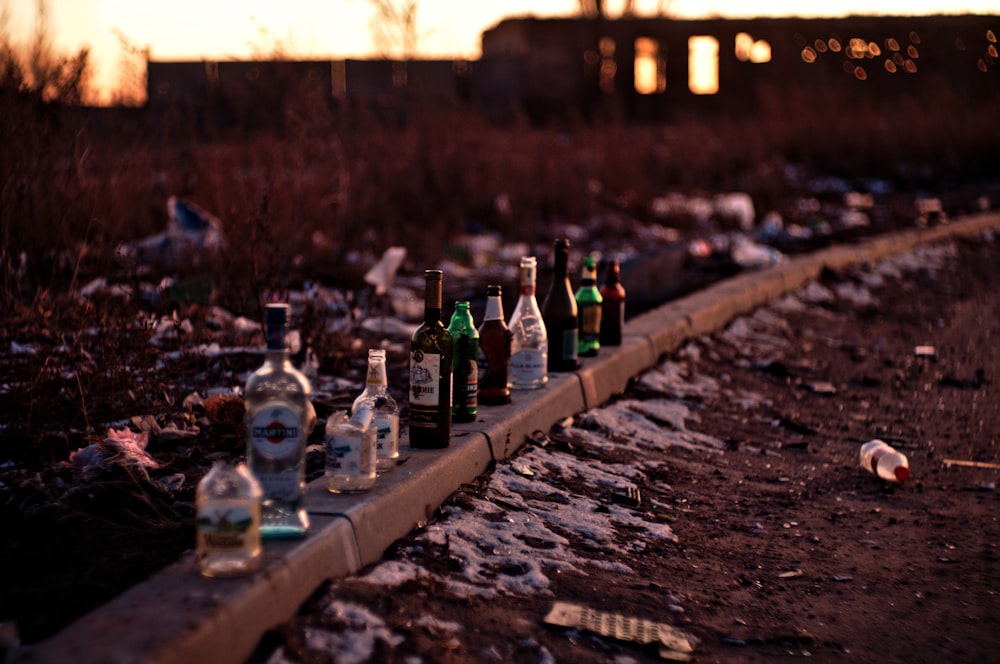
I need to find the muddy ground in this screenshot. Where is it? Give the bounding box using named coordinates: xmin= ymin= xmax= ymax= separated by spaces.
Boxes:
xmin=253 ymin=235 xmax=1000 ymax=664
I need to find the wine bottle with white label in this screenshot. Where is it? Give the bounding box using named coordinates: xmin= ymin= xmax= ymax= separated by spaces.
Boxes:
xmin=408 ymin=270 xmax=453 ymax=448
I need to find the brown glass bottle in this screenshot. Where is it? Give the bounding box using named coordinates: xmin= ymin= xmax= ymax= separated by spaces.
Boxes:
xmin=599 ymin=259 xmax=626 ymax=346
xmin=477 ymin=285 xmax=512 ymax=405
xmin=408 ymin=270 xmax=453 ymax=448
xmin=541 ymin=238 xmax=579 ymax=372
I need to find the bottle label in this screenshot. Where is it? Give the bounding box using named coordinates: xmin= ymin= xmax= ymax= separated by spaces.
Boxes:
xmin=197 ymin=501 xmax=259 ymax=553
xmin=562 ymin=330 xmax=579 ymax=361
xmin=511 ymin=349 xmax=546 ymax=381
xmin=580 ymin=304 xmax=602 ymax=339
xmin=254 ymin=468 xmax=301 ymax=502
xmin=249 ymin=400 xmax=303 ymax=459
xmin=374 ymin=414 xmax=399 ymax=453
xmin=455 ymin=359 xmax=478 ymax=407
xmin=326 ymin=432 xmax=361 ymax=473
xmin=409 ymin=350 xmax=441 ymax=406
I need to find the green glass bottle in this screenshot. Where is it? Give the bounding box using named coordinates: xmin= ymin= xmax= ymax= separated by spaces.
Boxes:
xmin=408 ymin=270 xmax=453 ymax=448
xmin=448 ymin=301 xmax=479 ymax=423
xmin=575 ymin=256 xmax=603 ymax=357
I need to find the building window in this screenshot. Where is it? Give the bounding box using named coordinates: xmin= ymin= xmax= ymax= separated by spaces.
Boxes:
xmin=689 ymin=36 xmax=719 ymax=95
xmin=635 ymin=37 xmax=666 ymax=95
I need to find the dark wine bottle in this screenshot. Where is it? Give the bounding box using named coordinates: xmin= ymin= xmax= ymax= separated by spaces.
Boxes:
xmin=448 ymin=301 xmax=479 ymax=423
xmin=541 ymin=238 xmax=579 ymax=372
xmin=599 ymin=258 xmax=626 ymax=346
xmin=408 ymin=270 xmax=453 ymax=448
xmin=477 ymin=285 xmax=512 ymax=405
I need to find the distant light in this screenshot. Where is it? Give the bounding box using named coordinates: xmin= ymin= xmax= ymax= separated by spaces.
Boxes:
xmin=801 ymin=47 xmax=817 ymax=64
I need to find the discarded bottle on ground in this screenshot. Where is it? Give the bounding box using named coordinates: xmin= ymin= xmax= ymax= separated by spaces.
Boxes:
xmin=409 ymin=269 xmax=453 ymax=448
xmin=477 ymin=284 xmax=512 ymax=405
xmin=325 ymin=408 xmax=377 ymax=493
xmin=244 ymin=303 xmax=316 ymax=538
xmin=509 ymin=256 xmax=548 ymax=390
xmin=575 ymin=256 xmax=602 ymax=357
xmin=448 ymin=301 xmax=479 ymax=423
xmin=196 ymin=461 xmax=262 ymax=578
xmin=859 ymin=439 xmax=911 ymax=483
xmin=351 ymin=348 xmax=399 ymax=473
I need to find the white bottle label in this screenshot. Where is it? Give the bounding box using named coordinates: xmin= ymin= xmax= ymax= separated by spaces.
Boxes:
xmin=249 ymin=399 xmax=303 ymax=459
xmin=409 ymin=351 xmax=441 ymax=406
xmin=327 ymin=432 xmax=361 ymax=473
xmin=374 ymin=414 xmax=398 ymax=453
xmin=511 ymin=349 xmax=545 ymax=381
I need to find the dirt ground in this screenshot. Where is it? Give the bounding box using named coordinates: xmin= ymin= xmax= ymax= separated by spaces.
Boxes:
xmin=254 ymin=234 xmax=1000 ymax=664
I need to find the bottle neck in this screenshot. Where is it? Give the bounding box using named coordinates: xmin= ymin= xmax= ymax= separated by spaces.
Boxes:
xmin=519 ymin=267 xmax=536 ymax=297
xmin=424 ymin=276 xmax=443 ymax=324
xmin=554 ymin=249 xmax=569 ymax=279
xmin=365 ymin=361 xmax=388 ymax=390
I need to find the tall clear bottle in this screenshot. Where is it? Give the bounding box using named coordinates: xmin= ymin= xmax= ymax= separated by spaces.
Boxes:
xmin=409 ymin=270 xmax=453 ymax=448
xmin=196 ymin=461 xmax=262 ymax=578
xmin=599 ymin=258 xmax=626 ymax=346
xmin=448 ymin=301 xmax=479 ymax=423
xmin=542 ymin=238 xmax=579 ymax=372
xmin=575 ymin=256 xmax=603 ymax=357
xmin=244 ymin=302 xmax=316 ymax=538
xmin=477 ymin=284 xmax=512 ymax=405
xmin=351 ymin=348 xmax=400 ymax=473
xmin=508 ymin=256 xmax=548 ymax=390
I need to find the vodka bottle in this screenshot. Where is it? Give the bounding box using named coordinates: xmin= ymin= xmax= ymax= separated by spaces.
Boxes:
xmin=325 ymin=408 xmax=377 ymax=493
xmin=575 ymin=256 xmax=603 ymax=357
xmin=196 ymin=461 xmax=262 ymax=578
xmin=244 ymin=303 xmax=316 ymax=538
xmin=351 ymin=348 xmax=400 ymax=472
xmin=477 ymin=284 xmax=512 ymax=405
xmin=599 ymin=258 xmax=625 ymax=346
xmin=409 ymin=270 xmax=453 ymax=448
xmin=508 ymin=256 xmax=548 ymax=390
xmin=448 ymin=301 xmax=479 ymax=423
xmin=542 ymin=238 xmax=579 ymax=372
xmin=859 ymin=439 xmax=911 ymax=482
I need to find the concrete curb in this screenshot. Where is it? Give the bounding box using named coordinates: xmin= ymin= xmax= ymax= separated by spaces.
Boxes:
xmin=26 ymin=212 xmax=1000 ymax=664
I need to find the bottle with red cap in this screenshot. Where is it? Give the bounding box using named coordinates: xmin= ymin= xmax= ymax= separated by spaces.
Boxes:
xmin=859 ymin=439 xmax=911 ymax=483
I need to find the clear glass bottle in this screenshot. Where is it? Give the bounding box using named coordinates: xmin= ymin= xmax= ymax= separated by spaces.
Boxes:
xmin=477 ymin=284 xmax=512 ymax=405
xmin=575 ymin=256 xmax=603 ymax=357
xmin=448 ymin=301 xmax=479 ymax=423
xmin=244 ymin=303 xmax=316 ymax=538
xmin=409 ymin=270 xmax=453 ymax=448
xmin=325 ymin=408 xmax=377 ymax=493
xmin=508 ymin=256 xmax=548 ymax=390
xmin=542 ymin=238 xmax=579 ymax=372
xmin=196 ymin=461 xmax=262 ymax=578
xmin=351 ymin=348 xmax=400 ymax=472
xmin=599 ymin=258 xmax=626 ymax=347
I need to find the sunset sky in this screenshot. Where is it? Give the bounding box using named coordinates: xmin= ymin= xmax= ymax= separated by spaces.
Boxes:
xmin=3 ymin=0 xmax=996 ymax=101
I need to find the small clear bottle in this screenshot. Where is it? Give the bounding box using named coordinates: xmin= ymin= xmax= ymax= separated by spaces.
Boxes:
xmin=508 ymin=256 xmax=548 ymax=390
xmin=244 ymin=303 xmax=316 ymax=538
xmin=859 ymin=439 xmax=911 ymax=483
xmin=325 ymin=408 xmax=377 ymax=493
xmin=196 ymin=461 xmax=263 ymax=578
xmin=351 ymin=349 xmax=400 ymax=473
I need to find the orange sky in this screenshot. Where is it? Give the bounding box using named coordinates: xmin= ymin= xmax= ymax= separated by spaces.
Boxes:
xmin=3 ymin=0 xmax=995 ymax=102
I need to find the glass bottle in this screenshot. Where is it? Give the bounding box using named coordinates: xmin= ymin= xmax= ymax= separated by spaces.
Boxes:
xmin=409 ymin=270 xmax=453 ymax=448
xmin=599 ymin=258 xmax=626 ymax=347
xmin=542 ymin=238 xmax=579 ymax=372
xmin=351 ymin=348 xmax=400 ymax=472
xmin=325 ymin=408 xmax=377 ymax=493
xmin=575 ymin=256 xmax=603 ymax=357
xmin=508 ymin=256 xmax=548 ymax=390
xmin=244 ymin=303 xmax=315 ymax=538
xmin=477 ymin=284 xmax=512 ymax=405
xmin=448 ymin=301 xmax=479 ymax=423
xmin=196 ymin=461 xmax=262 ymax=578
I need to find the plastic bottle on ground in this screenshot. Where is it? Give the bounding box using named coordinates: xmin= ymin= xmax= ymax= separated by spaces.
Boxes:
xmin=859 ymin=439 xmax=911 ymax=483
